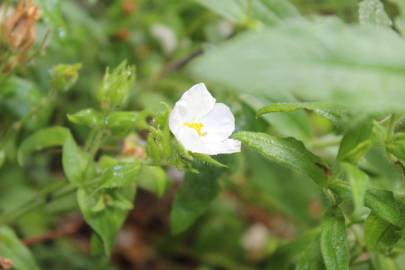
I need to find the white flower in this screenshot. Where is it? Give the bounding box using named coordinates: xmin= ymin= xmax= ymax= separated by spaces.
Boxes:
xmin=169 ymin=83 xmax=241 ymax=155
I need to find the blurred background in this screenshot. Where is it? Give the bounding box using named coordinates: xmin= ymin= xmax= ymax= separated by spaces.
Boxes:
xmin=1 ymin=0 xmax=405 ymax=269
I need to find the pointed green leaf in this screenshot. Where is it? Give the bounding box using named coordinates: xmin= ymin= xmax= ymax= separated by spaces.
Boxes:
xmin=62 ymin=136 xmax=88 ymax=186
xmin=191 ymin=153 xmax=227 ymax=168
xmin=337 ymin=119 xmax=374 ymax=162
xmin=234 ymin=131 xmax=327 ymax=186
xmin=257 ymin=102 xmax=348 ymax=127
xmin=77 ymin=184 xmax=136 ymax=255
xmin=364 ymin=213 xmax=401 ymax=252
xmin=67 ymin=109 xmax=103 ymax=128
xmin=365 ymin=189 xmax=402 ymax=226
xmin=104 ymin=111 xmax=148 ymax=132
xmin=387 ymin=133 xmax=405 ymax=164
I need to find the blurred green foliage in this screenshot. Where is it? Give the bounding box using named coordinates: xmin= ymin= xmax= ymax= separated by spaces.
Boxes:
xmin=1 ymin=0 xmax=405 ymax=270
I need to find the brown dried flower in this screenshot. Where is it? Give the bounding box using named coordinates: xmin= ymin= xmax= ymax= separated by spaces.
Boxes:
xmin=0 ymin=257 xmax=12 ymax=270
xmin=2 ymin=0 xmax=40 ymax=52
xmin=122 ymin=134 xmax=145 ymax=159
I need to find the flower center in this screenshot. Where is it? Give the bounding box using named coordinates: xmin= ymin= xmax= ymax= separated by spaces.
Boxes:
xmin=183 ymin=122 xmax=207 ymax=137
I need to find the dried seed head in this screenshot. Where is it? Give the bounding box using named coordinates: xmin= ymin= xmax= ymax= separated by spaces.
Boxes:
xmin=2 ymin=0 xmax=40 ymax=52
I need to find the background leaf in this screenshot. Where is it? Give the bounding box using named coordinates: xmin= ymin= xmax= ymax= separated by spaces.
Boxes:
xmin=0 ymin=226 xmax=40 ymax=270
xmin=17 ymin=126 xmax=71 ymax=165
xmin=191 ymin=18 xmax=405 ymax=113
xmin=170 ymin=166 xmax=222 ymax=234
xmin=195 ymin=0 xmax=299 ymax=25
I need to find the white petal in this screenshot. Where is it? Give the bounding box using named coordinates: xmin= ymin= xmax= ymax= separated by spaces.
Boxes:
xmin=201 ymin=103 xmax=235 ymax=141
xmin=169 ymin=83 xmax=216 ymax=140
xmin=202 ymin=139 xmax=241 ymax=155
xmin=177 ymin=83 xmax=216 ymax=120
xmin=169 ymin=100 xmax=187 ymax=138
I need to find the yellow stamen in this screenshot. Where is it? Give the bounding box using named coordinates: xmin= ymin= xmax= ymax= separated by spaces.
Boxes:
xmin=183 ymin=122 xmax=207 ymax=137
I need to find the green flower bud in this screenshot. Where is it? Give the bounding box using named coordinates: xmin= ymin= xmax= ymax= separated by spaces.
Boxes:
xmin=97 ymin=60 xmax=136 ymax=110
xmin=67 ymin=108 xmax=103 ymax=127
xmin=50 ymin=63 xmax=82 ymax=92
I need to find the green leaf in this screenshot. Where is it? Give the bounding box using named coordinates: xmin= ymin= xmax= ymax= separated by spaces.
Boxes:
xmin=137 ymin=166 xmax=168 ymax=197
xmin=257 ymin=102 xmax=348 ymax=127
xmin=77 ymin=184 xmax=136 ymax=255
xmin=240 ymin=94 xmax=313 ymax=141
xmin=365 ymin=189 xmax=402 ymax=226
xmin=359 ymin=0 xmax=392 ymax=27
xmin=370 ymin=253 xmax=400 ymax=270
xmin=170 ymin=166 xmax=221 ymax=234
xmin=233 ymin=131 xmax=327 ymax=186
xmin=62 ymin=136 xmax=88 ymax=187
xmin=0 ymin=149 xmax=5 ymax=168
xmin=191 ymin=18 xmax=405 ymax=113
xmin=67 ymin=109 xmax=103 ymax=128
xmin=146 ymin=108 xmax=172 ymax=164
xmin=337 ymin=119 xmax=373 ymax=163
xmin=341 ymin=163 xmax=369 ymax=216
xmin=364 ymin=213 xmax=401 ymax=252
xmin=18 ymin=126 xmax=71 ymax=165
xmin=320 ymin=208 xmax=349 ymax=270
xmin=195 ymin=0 xmax=299 ymax=26
xmin=329 ymin=180 xmax=402 ymax=226
xmin=0 ymin=226 xmax=40 ymax=270
xmin=191 ymin=153 xmax=227 ymax=168
xmin=104 ymin=111 xmax=148 ymax=132
xmin=98 ymin=158 xmax=141 ymax=189
xmin=296 ymin=238 xmax=324 ymax=270
xmin=387 ymin=133 xmax=405 ymax=164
